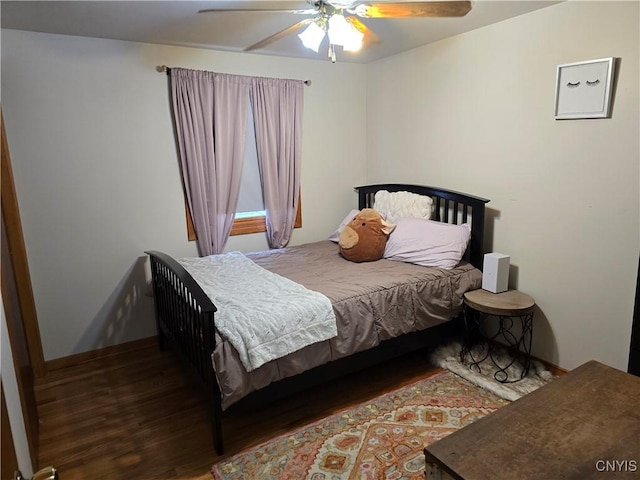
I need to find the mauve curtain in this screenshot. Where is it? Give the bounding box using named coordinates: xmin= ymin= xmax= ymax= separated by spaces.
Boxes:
xmin=249 ymin=77 xmax=304 ymax=249
xmin=170 ymin=68 xmax=249 ymax=256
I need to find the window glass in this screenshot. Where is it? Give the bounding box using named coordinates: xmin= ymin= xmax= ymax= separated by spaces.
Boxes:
xmin=236 ymin=105 xmax=265 ymax=218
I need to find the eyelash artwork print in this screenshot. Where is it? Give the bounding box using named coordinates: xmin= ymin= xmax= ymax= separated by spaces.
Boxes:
xmin=565 ymin=80 xmax=601 ymax=89
xmin=555 ymin=57 xmax=615 ymax=119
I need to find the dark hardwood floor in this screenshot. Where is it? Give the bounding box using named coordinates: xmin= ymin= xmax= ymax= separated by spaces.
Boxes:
xmin=35 ymin=339 xmax=444 ymax=480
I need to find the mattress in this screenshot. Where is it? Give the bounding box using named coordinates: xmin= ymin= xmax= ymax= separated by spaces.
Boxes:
xmin=213 ymin=240 xmax=481 ymax=409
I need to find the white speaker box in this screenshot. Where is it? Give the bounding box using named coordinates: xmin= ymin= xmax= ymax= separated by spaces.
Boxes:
xmin=482 ymin=253 xmax=510 ymax=293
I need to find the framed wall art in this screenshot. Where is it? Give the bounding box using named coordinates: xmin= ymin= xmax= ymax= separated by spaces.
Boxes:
xmin=554 ymin=57 xmax=616 ymax=120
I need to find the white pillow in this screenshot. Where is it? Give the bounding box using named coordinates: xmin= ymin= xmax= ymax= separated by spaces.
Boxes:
xmin=328 ymin=209 xmax=360 ymax=242
xmin=374 ymin=190 xmax=433 ymax=223
xmin=384 ymin=217 xmax=471 ymax=269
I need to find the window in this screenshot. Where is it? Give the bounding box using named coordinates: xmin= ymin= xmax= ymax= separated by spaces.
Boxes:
xmin=185 ymin=195 xmax=302 ymax=240
xmin=185 ymin=105 xmax=301 ymax=241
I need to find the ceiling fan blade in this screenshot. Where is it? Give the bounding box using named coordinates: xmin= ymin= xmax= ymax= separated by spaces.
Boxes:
xmin=345 ymin=16 xmax=380 ymax=46
xmin=354 ymin=1 xmax=471 ymax=18
xmin=245 ymin=18 xmax=314 ymax=51
xmin=198 ymin=8 xmax=317 ymax=15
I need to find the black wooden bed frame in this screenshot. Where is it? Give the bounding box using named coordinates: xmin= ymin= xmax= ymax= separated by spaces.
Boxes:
xmin=146 ymin=184 xmax=489 ymax=455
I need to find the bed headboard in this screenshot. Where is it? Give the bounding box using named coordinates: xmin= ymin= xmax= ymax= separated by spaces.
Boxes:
xmin=355 ymin=184 xmax=490 ymax=269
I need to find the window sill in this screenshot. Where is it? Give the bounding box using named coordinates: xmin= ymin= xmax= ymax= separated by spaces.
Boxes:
xmin=230 ymin=216 xmax=267 ymax=236
xmin=186 ymin=203 xmax=302 ymax=240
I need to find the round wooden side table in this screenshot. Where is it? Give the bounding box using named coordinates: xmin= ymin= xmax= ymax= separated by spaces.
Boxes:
xmin=460 ymin=289 xmax=535 ymax=383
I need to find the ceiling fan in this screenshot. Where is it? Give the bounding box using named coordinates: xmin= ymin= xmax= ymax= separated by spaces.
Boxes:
xmin=199 ymin=1 xmax=472 ymax=62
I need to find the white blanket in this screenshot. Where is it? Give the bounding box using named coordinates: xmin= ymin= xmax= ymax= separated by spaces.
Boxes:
xmin=179 ymin=252 xmax=337 ymax=372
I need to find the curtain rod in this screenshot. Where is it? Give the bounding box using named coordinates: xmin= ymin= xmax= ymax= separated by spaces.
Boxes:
xmin=156 ymin=65 xmax=311 ymax=86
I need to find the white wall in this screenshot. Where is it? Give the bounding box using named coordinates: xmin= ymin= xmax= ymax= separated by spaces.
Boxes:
xmin=1 ymin=30 xmax=367 ymax=360
xmin=366 ymin=1 xmax=640 ymax=370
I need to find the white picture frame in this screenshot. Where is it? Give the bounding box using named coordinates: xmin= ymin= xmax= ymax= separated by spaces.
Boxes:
xmin=554 ymin=57 xmax=615 ymax=120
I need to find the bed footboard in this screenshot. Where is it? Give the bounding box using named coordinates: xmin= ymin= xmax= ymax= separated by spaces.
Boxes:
xmin=145 ymin=250 xmax=224 ymax=454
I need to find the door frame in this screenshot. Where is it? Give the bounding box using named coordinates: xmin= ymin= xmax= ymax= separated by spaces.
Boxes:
xmin=1 ymin=109 xmax=45 ymax=470
xmin=1 ymin=110 xmax=46 ymax=378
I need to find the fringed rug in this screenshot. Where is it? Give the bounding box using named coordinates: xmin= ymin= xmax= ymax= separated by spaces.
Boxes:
xmin=431 ymin=341 xmax=555 ymax=402
xmin=211 ymin=371 xmax=508 ymax=480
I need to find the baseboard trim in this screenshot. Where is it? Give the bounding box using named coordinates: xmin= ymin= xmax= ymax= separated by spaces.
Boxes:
xmin=45 ymin=336 xmax=158 ymax=371
xmin=43 ymin=334 xmax=568 ymax=379
xmin=488 ymin=339 xmax=567 ymax=377
xmin=534 ymin=357 xmax=567 ymax=377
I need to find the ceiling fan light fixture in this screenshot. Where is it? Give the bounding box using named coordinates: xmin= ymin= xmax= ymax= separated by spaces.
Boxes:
xmin=342 ymin=22 xmax=364 ymax=51
xmin=327 ymin=13 xmax=361 ymax=48
xmin=297 ymin=21 xmax=326 ymax=52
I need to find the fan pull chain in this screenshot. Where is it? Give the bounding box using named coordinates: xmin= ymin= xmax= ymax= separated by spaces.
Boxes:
xmin=328 ymin=44 xmax=336 ymax=63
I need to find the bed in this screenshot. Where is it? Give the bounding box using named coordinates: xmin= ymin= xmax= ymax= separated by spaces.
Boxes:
xmin=146 ymin=183 xmax=489 ymax=454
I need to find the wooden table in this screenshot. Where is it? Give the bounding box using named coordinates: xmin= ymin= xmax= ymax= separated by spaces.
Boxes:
xmin=424 ymin=360 xmax=640 ymax=479
xmin=463 ymin=289 xmax=535 ymax=316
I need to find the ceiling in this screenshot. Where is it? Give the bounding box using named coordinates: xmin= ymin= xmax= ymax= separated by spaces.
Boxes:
xmin=1 ymin=1 xmax=559 ymax=64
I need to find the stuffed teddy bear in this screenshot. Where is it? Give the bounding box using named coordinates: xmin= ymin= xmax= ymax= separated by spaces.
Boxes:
xmin=338 ymin=208 xmax=396 ymax=263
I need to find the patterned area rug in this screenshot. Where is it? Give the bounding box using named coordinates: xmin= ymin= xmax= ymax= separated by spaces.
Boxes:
xmin=211 ymin=371 xmax=508 ymax=479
